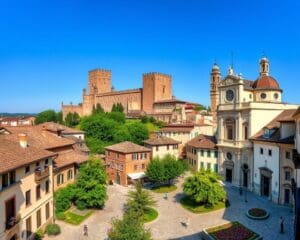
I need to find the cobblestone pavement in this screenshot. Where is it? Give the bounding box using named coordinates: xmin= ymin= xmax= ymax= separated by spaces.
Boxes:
xmin=45 ymin=176 xmax=294 ymax=240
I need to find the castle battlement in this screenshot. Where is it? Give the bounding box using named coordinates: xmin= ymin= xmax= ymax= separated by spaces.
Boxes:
xmin=88 ymin=68 xmax=111 ymax=73
xmin=143 ymin=72 xmax=172 ymax=78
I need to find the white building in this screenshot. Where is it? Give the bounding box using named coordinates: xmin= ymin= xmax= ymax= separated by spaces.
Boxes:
xmin=251 ymin=109 xmax=297 ymax=204
xmin=214 ymin=57 xmax=298 ymax=189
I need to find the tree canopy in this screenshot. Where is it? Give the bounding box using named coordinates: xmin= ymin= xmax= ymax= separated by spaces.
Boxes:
xmin=80 ymin=114 xmax=149 ymax=154
xmin=64 ymin=112 xmax=80 ymax=127
xmin=111 ymin=103 xmax=124 ymax=113
xmin=92 ymin=103 xmax=104 ymax=114
xmin=35 ymin=109 xmax=59 ymax=124
xmin=183 ymin=171 xmax=225 ymax=207
xmin=75 ymin=157 xmax=107 ymax=209
xmin=146 ymin=154 xmax=186 ymax=185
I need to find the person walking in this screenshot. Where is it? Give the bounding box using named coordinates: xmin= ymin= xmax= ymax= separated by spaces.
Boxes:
xmin=84 ymin=224 xmax=88 ymax=236
xmin=280 ymin=216 xmax=284 ymax=234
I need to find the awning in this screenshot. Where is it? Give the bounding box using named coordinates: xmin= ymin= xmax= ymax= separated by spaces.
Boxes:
xmin=127 ymin=172 xmax=146 ymax=180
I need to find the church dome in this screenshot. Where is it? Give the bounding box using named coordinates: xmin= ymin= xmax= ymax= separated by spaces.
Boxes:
xmin=212 ymin=63 xmax=220 ymax=71
xmin=253 ymin=75 xmax=281 ymax=91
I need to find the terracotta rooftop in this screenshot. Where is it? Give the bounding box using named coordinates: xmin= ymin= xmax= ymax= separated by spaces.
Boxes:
xmin=40 ymin=122 xmax=84 ymax=134
xmin=105 ymin=141 xmax=151 ymax=153
xmin=250 ymin=109 xmax=297 ymax=143
xmin=186 ymin=135 xmax=217 ymax=150
xmin=54 ymin=150 xmax=88 ymax=169
xmin=253 ymin=75 xmax=281 ymax=91
xmin=0 ymin=137 xmax=56 ymax=174
xmin=143 ymin=136 xmax=181 ymax=146
xmin=159 ymin=124 xmax=194 ymax=133
xmin=154 ymin=98 xmax=187 ymax=104
xmin=1 ymin=125 xmax=75 ymax=150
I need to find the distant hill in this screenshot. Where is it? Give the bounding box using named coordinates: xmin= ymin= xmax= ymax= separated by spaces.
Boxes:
xmin=0 ymin=113 xmax=37 ymax=117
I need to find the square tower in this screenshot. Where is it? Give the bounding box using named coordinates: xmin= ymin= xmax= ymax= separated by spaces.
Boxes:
xmin=88 ymin=69 xmax=112 ymax=95
xmin=142 ymin=72 xmax=172 ymax=113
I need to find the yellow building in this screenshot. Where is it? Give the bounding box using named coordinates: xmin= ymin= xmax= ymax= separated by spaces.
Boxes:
xmin=143 ymin=136 xmax=180 ymax=159
xmin=0 ymin=136 xmax=56 ymax=240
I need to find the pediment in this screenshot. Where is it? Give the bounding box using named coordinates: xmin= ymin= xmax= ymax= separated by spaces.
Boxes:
xmin=220 ymin=76 xmax=240 ymax=87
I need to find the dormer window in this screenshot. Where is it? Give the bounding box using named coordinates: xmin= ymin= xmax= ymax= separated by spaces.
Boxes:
xmin=263 ymin=128 xmax=270 ymax=138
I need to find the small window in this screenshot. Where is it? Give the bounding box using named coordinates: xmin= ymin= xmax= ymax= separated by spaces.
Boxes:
xmin=200 ymin=150 xmax=204 ymax=156
xmin=268 ymin=149 xmax=272 ymax=156
xmin=156 ymin=146 xmax=159 ymax=151
xmin=134 ymin=165 xmax=138 ymax=171
xmin=214 ymin=164 xmax=218 ymax=173
xmin=25 ymin=165 xmax=30 ymax=174
xmin=167 ymin=145 xmax=169 ymax=150
xmin=261 ymin=93 xmax=267 ymax=99
xmin=45 ymin=203 xmax=50 ymax=220
xmin=226 ymin=152 xmax=232 ymax=160
xmin=207 ymin=150 xmax=211 ymax=158
xmin=285 ymin=171 xmax=291 ymax=181
xmin=36 ymin=185 xmax=41 ymax=200
xmin=2 ymin=173 xmax=9 ymax=188
xmin=45 ymin=180 xmax=49 ymax=193
xmin=26 ymin=190 xmax=31 ymax=206
xmin=116 ymin=153 xmax=119 ymax=159
xmin=67 ymin=170 xmax=73 ymax=180
xmin=286 ymin=151 xmax=291 ymax=159
xmin=214 ymin=151 xmax=218 ymax=158
xmin=132 ymin=153 xmax=138 ymax=160
xmin=274 ymin=93 xmax=279 ymax=99
xmin=142 ymin=164 xmax=145 ymax=169
xmin=260 ymin=148 xmax=264 ymax=155
xmin=45 ymin=159 xmax=49 ymax=166
xmin=36 ymin=209 xmax=41 ymax=228
xmin=36 ymin=162 xmax=40 ymax=167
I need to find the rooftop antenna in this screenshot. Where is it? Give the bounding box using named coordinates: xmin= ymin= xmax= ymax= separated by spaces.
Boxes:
xmin=230 ymin=51 xmax=234 ymax=69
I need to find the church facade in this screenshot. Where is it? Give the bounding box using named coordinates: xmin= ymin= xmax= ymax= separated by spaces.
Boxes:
xmin=210 ymin=57 xmax=299 ymax=190
xmin=62 ymin=69 xmax=197 ymax=123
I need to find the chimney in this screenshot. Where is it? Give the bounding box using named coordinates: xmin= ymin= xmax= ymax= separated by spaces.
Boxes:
xmin=18 ymin=133 xmax=28 ymax=148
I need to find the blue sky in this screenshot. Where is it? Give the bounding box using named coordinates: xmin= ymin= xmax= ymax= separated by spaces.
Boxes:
xmin=0 ymin=0 xmax=299 ymax=113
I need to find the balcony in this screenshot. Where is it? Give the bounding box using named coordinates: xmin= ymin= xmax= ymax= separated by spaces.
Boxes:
xmin=5 ymin=217 xmax=20 ymax=240
xmin=35 ymin=166 xmax=50 ymax=183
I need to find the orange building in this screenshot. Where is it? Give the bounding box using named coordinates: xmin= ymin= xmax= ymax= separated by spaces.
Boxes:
xmin=105 ymin=141 xmax=151 ymax=186
xmin=62 ymin=69 xmax=200 ymax=123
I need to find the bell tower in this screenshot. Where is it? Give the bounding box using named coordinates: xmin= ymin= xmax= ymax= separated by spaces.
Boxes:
xmin=259 ymin=57 xmax=270 ymax=76
xmin=210 ymin=63 xmax=221 ymax=126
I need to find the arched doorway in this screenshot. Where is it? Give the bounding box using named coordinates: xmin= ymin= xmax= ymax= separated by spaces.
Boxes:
xmin=223 ymin=160 xmax=234 ymax=183
xmin=259 ymin=167 xmax=273 ymax=197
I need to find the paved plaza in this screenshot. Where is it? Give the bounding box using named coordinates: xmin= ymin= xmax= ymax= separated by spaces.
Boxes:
xmin=45 ymin=176 xmax=294 ymax=240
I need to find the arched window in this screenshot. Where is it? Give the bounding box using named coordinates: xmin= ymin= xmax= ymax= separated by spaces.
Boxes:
xmin=243 ymin=123 xmax=248 ymax=140
xmin=225 ymin=118 xmax=235 ymax=140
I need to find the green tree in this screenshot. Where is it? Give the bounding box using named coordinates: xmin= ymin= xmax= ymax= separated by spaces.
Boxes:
xmin=111 ymin=103 xmax=124 ymax=113
xmin=57 ymin=111 xmax=63 ymax=124
xmin=92 ymin=103 xmax=104 ymax=114
xmin=35 ymin=109 xmax=58 ymax=124
xmin=80 ymin=114 xmax=118 ymax=142
xmin=146 ymin=155 xmax=185 ymax=185
xmin=183 ymin=171 xmax=226 ymax=207
xmin=64 ymin=112 xmax=80 ymax=127
xmin=126 ymin=122 xmax=148 ymax=144
xmin=108 ymin=210 xmax=152 ymax=240
xmin=85 ymin=137 xmax=108 ymax=154
xmin=54 ymin=184 xmax=78 ymax=213
xmin=75 ymin=157 xmax=107 ymax=209
xmin=113 ymin=126 xmax=131 ymax=143
xmin=125 ymin=182 xmax=156 ymax=217
xmin=107 ymin=112 xmax=126 ymax=124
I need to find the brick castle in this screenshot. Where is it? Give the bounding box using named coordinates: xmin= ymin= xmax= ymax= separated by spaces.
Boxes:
xmin=62 ymin=69 xmax=199 ymax=123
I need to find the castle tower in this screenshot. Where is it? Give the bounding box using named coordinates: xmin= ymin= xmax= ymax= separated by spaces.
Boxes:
xmin=142 ymin=72 xmax=172 ymax=113
xmin=88 ymin=69 xmax=112 ymax=95
xmin=210 ymin=63 xmax=221 ymax=125
xmin=259 ymin=57 xmax=269 ymax=76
